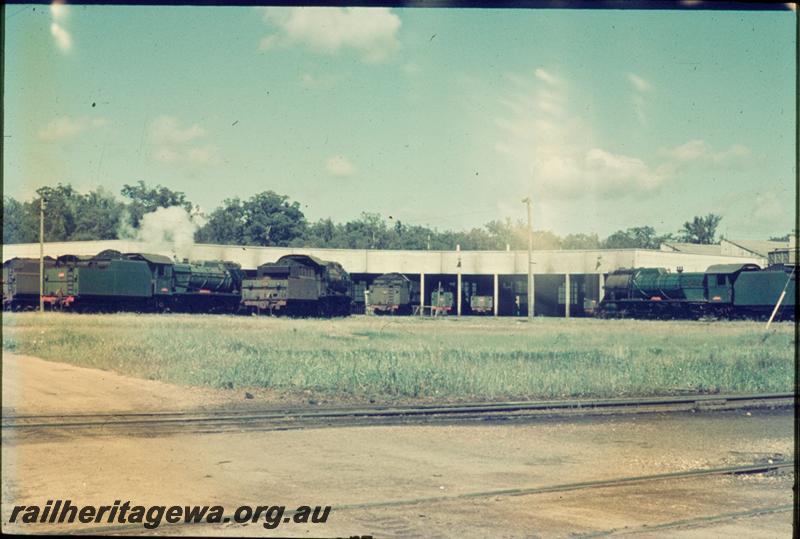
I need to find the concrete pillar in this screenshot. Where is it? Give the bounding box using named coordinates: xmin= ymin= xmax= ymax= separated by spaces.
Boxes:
xmin=599 ymin=273 xmax=605 ymax=302
xmin=530 ymin=274 xmax=535 ymax=317
xmin=564 ymin=274 xmax=570 ymax=318
xmin=419 ymin=273 xmax=425 ymax=316
xmin=456 ymin=245 xmax=462 ymax=317
xmin=493 ymin=274 xmax=499 ymax=317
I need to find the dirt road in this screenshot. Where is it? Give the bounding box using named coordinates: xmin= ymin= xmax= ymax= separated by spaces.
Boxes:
xmin=1 ymin=353 xmax=793 ymax=537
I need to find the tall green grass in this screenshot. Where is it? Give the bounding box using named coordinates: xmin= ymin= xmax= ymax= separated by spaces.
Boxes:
xmin=2 ymin=313 xmax=794 ymax=400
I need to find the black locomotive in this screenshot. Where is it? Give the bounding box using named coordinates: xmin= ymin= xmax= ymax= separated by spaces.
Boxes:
xmin=2 ymin=257 xmax=55 ymax=310
xmin=367 ymin=273 xmax=419 ymax=315
xmin=241 ymin=254 xmax=353 ymax=316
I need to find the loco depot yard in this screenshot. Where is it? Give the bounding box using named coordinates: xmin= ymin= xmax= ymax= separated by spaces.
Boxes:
xmin=2 ymin=313 xmax=793 ymax=403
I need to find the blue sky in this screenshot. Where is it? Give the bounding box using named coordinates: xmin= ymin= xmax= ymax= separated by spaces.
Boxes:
xmin=3 ymin=5 xmax=796 ymax=239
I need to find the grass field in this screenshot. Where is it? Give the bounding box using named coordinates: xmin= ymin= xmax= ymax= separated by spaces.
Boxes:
xmin=2 ymin=312 xmax=794 ymax=401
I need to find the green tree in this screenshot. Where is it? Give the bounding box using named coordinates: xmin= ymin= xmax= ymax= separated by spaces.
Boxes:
xmin=120 ymin=181 xmax=193 ymax=228
xmin=36 ymin=184 xmax=82 ymax=241
xmin=603 ymin=226 xmax=671 ymax=249
xmin=196 ymin=191 xmax=306 ymax=246
xmin=196 ymin=198 xmax=246 ymax=244
xmin=561 ymin=233 xmax=601 ymax=250
xmin=2 ymin=197 xmax=37 ymax=244
xmin=241 ymin=191 xmax=306 ymax=246
xmin=72 ymin=187 xmax=126 ymax=240
xmin=679 ymin=214 xmax=722 ymax=244
xmin=769 ymin=234 xmax=790 ymax=242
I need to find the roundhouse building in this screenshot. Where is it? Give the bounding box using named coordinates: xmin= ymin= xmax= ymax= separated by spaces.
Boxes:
xmin=2 ymin=240 xmax=768 ymax=317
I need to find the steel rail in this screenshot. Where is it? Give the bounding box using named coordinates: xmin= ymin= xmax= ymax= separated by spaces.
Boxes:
xmin=34 ymin=460 xmax=794 ymax=536
xmin=574 ymin=504 xmax=794 ymax=537
xmin=2 ymin=392 xmax=793 ymax=433
xmin=332 ymin=461 xmax=794 ymax=511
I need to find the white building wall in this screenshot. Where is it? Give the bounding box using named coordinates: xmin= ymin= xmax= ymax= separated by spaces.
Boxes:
xmin=2 ymin=240 xmax=761 ymax=275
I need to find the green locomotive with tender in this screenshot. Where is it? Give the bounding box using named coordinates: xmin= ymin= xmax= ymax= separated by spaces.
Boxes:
xmin=600 ymin=263 xmax=795 ymax=319
xmin=42 ymin=250 xmax=244 ymax=312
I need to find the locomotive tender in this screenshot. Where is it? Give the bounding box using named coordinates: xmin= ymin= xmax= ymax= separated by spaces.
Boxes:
xmin=241 ymin=254 xmax=353 ymax=316
xmin=367 ymin=273 xmax=419 ymax=315
xmin=2 ymin=257 xmax=55 ymax=310
xmin=41 ymin=250 xmax=244 ymax=312
xmin=600 ymin=262 xmax=796 ymax=319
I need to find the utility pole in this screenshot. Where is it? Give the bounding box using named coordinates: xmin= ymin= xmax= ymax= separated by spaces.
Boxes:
xmin=456 ymin=244 xmax=462 ymax=317
xmin=522 ymin=197 xmax=534 ymax=319
xmin=39 ymin=197 xmax=46 ymax=313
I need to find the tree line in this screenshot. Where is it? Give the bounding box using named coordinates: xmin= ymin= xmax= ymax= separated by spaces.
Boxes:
xmin=3 ymin=182 xmax=730 ymax=250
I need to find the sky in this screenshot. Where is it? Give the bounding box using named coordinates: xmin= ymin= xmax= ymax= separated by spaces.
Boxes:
xmin=3 ymin=4 xmax=796 ymax=240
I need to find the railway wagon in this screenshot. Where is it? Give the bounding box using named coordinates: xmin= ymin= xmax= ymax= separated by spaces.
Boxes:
xmin=43 ymin=250 xmax=244 ymax=312
xmin=241 ymin=254 xmax=353 ymax=316
xmin=368 ymin=273 xmax=418 ymax=315
xmin=2 ymin=257 xmax=55 ymax=310
xmin=469 ymin=295 xmax=494 ymax=314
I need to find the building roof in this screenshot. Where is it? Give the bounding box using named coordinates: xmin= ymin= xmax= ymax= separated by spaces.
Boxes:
xmin=2 ymin=239 xmax=764 ymax=275
xmin=721 ymin=239 xmax=788 ymax=258
xmin=660 ymin=242 xmax=723 ymax=256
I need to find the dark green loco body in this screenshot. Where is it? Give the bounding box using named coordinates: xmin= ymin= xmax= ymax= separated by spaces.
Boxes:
xmin=600 ymin=263 xmax=795 ymax=319
xmin=42 ymin=250 xmax=244 ymax=312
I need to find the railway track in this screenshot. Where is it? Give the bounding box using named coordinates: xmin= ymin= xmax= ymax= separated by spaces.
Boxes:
xmin=2 ymin=392 xmax=792 ymax=438
xmin=34 ymin=460 xmax=795 ymax=536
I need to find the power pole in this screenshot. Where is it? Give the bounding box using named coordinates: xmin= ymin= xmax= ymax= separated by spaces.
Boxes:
xmin=522 ymin=197 xmax=534 ymax=319
xmin=39 ymin=197 xmax=46 ymax=313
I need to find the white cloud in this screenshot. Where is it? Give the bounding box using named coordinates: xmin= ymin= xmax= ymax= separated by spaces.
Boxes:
xmin=299 ymin=72 xmax=337 ymax=89
xmin=661 ymin=139 xmax=751 ymax=164
xmin=148 ymin=116 xmax=206 ymax=145
xmin=38 ymin=116 xmax=108 ymax=141
xmin=152 ymin=147 xmax=180 ymax=163
xmin=148 ymin=116 xmax=221 ymax=166
xmin=326 ymin=155 xmax=357 ymax=177
xmin=50 ymin=22 xmax=71 ymax=53
xmin=534 ymin=68 xmax=561 ymax=86
xmin=185 ymin=145 xmax=222 ymax=166
xmin=627 ymin=73 xmax=652 ymax=92
xmin=737 ymin=189 xmax=793 ymax=233
xmin=494 ymin=71 xmax=663 ymax=201
xmin=258 ymin=7 xmax=401 ymax=62
xmin=402 ymin=63 xmax=421 ymax=77
xmin=627 ymin=74 xmax=653 ymax=125
xmin=259 ymin=35 xmax=280 ymax=51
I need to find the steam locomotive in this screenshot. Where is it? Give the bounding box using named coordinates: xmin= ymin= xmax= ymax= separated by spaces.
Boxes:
xmin=599 ymin=262 xmax=796 ymax=319
xmin=241 ymin=254 xmax=353 ymax=316
xmin=41 ymin=250 xmax=245 ymax=312
xmin=367 ymin=273 xmax=419 ymax=315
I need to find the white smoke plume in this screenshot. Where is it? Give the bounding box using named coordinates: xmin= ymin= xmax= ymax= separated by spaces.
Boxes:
xmin=118 ymin=206 xmax=203 ymax=260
